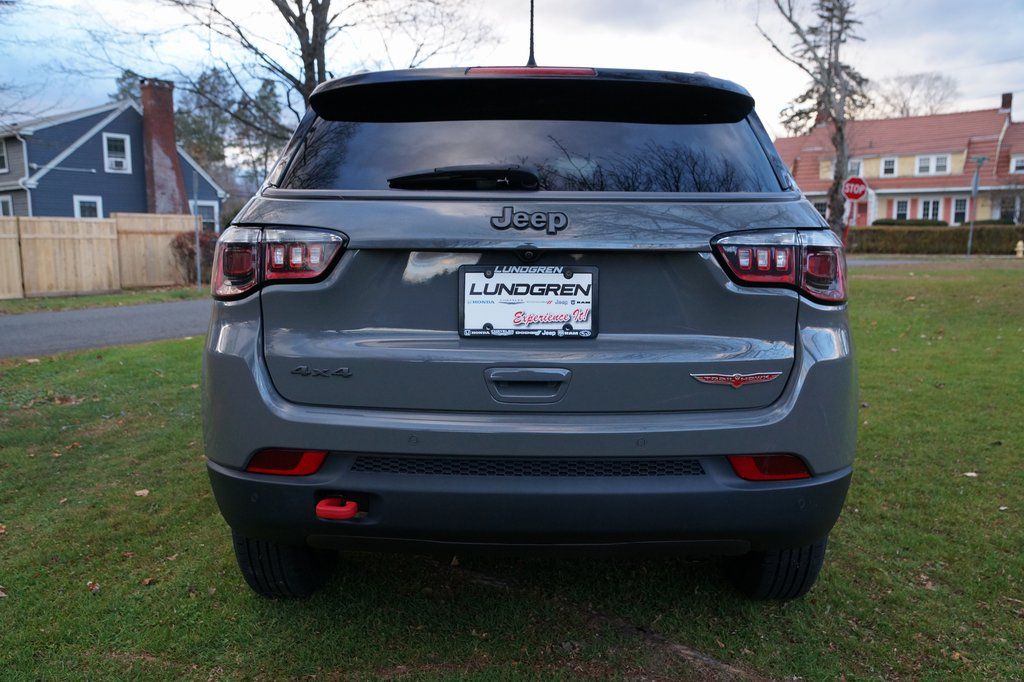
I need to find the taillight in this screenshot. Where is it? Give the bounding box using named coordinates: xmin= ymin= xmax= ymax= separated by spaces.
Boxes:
xmin=246 ymin=448 xmax=327 ymax=476
xmin=713 ymin=230 xmax=847 ymax=304
xmin=263 ymin=228 xmax=345 ymax=282
xmin=212 ymin=227 xmax=346 ymax=300
xmin=211 ymin=227 xmax=260 ymax=300
xmin=728 ymin=454 xmax=810 ymax=481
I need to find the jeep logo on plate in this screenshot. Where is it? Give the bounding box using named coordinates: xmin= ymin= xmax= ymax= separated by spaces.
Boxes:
xmin=490 ymin=206 xmax=568 ymax=235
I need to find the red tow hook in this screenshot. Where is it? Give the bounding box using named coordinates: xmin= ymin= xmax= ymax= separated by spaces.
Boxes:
xmin=316 ymin=497 xmax=359 ymax=520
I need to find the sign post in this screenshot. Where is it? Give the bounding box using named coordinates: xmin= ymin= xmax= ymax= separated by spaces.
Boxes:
xmin=842 ymin=176 xmax=868 ymax=246
xmin=966 ymin=156 xmax=987 ymax=256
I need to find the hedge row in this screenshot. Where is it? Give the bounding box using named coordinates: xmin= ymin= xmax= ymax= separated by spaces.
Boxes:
xmin=847 ymin=225 xmax=1024 ymax=254
xmin=871 ymin=218 xmax=948 ymax=227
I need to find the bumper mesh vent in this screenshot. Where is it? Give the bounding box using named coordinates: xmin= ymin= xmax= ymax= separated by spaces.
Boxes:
xmin=349 ymin=456 xmax=705 ymax=478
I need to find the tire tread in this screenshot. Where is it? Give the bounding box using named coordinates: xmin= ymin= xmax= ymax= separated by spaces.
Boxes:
xmin=231 ymin=531 xmax=332 ymax=598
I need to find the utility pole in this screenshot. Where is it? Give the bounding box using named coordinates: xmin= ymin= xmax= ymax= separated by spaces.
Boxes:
xmin=193 ymin=170 xmax=202 ymax=290
xmin=967 ymin=156 xmax=987 ymax=257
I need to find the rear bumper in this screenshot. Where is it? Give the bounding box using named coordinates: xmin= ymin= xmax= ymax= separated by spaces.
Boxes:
xmin=208 ymin=456 xmax=851 ymax=553
xmin=204 ymin=295 xmax=857 ymax=553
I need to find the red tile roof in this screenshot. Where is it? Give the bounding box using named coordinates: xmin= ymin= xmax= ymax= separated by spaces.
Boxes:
xmin=774 ymin=106 xmax=1022 ymax=194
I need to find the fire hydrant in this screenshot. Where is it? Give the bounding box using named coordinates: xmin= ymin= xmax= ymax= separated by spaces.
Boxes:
xmin=1016 ymin=240 xmax=1024 ymax=258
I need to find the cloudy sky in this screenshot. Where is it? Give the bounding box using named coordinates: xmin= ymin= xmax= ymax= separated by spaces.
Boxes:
xmin=3 ymin=0 xmax=1023 ymax=138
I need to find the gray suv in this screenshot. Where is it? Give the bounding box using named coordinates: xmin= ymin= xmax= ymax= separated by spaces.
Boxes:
xmin=204 ymin=66 xmax=856 ymax=600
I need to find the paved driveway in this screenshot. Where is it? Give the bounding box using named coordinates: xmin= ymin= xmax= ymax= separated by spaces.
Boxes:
xmin=0 ymin=299 xmax=211 ymax=359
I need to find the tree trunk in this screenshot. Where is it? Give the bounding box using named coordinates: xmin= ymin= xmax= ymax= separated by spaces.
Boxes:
xmin=827 ymin=122 xmax=848 ymax=235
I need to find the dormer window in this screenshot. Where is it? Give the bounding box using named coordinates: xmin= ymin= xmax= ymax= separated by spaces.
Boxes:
xmin=103 ymin=133 xmax=132 ymax=174
xmin=0 ymin=138 xmax=8 ymax=174
xmin=847 ymin=158 xmax=861 ymax=177
xmin=1011 ymin=155 xmax=1024 ymax=174
xmin=916 ymin=154 xmax=950 ymax=176
xmin=881 ymin=157 xmax=897 ymax=177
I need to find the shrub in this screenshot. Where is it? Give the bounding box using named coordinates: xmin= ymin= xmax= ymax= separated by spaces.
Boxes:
xmin=847 ymin=225 xmax=1024 ymax=254
xmin=871 ymin=218 xmax=949 ymax=227
xmin=170 ymin=230 xmax=218 ymax=284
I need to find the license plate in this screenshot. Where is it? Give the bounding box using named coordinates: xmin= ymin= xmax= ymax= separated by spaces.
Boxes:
xmin=460 ymin=265 xmax=597 ymax=338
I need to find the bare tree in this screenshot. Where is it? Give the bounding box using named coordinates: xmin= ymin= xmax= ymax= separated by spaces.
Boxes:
xmin=161 ymin=0 xmax=492 ymax=120
xmin=757 ymin=0 xmax=870 ymax=233
xmin=0 ymin=0 xmax=31 ymax=119
xmin=867 ymin=72 xmax=959 ymax=118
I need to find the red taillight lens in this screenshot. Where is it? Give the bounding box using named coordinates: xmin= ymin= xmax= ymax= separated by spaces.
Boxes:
xmin=212 ymin=227 xmax=346 ymax=300
xmin=246 ymin=448 xmax=327 ymax=476
xmin=263 ymin=229 xmax=345 ymax=282
xmin=716 ymin=243 xmax=797 ymax=285
xmin=801 ymin=246 xmax=846 ymax=303
xmin=212 ymin=227 xmax=260 ymax=300
xmin=713 ymin=230 xmax=847 ymax=303
xmin=467 ymin=66 xmax=597 ymax=77
xmin=728 ymin=454 xmax=810 ymax=481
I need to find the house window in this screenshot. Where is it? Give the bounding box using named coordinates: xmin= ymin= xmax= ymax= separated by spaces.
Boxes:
xmin=102 ymin=133 xmax=132 ymax=174
xmin=189 ymin=200 xmax=219 ymax=232
xmin=895 ymin=200 xmax=908 ymax=220
xmin=920 ymin=199 xmax=941 ymax=221
xmin=0 ymin=195 xmax=13 ymax=216
xmin=997 ymin=196 xmax=1020 ymax=223
xmin=73 ymin=195 xmax=103 ymax=218
xmin=953 ymin=198 xmax=968 ymax=224
xmin=881 ymin=157 xmax=897 ymax=177
xmin=813 ymin=202 xmax=828 ymax=218
xmin=0 ymin=139 xmax=8 ymax=174
xmin=916 ymin=154 xmax=951 ymax=176
xmin=1011 ymin=155 xmax=1024 ymax=174
xmin=847 ymin=159 xmax=861 ymax=177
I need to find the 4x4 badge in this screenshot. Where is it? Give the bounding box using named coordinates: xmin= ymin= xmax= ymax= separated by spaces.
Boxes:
xmin=490 ymin=206 xmax=568 ymax=235
xmin=690 ymin=372 xmax=782 ymax=389
xmin=291 ymin=365 xmax=352 ymax=378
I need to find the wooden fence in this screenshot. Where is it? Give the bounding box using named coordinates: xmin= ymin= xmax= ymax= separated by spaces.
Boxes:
xmin=0 ymin=213 xmax=198 ymax=299
xmin=0 ymin=218 xmax=23 ymax=300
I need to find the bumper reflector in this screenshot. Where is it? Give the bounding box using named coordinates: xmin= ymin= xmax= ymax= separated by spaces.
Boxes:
xmin=245 ymin=449 xmax=327 ymax=476
xmin=728 ymin=454 xmax=810 ymax=481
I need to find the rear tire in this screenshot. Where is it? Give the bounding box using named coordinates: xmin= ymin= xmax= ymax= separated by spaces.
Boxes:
xmin=731 ymin=536 xmax=828 ymax=600
xmin=231 ymin=530 xmax=334 ymax=598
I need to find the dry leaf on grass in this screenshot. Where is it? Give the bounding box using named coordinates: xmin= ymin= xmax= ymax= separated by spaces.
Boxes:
xmin=141 ymin=577 xmax=155 ymax=586
xmin=0 ymin=586 xmax=7 ymax=598
xmin=25 ymin=358 xmax=40 ymax=364
xmin=134 ymin=489 xmax=150 ymax=497
xmin=0 ymin=523 xmax=6 ymax=535
xmin=87 ymin=581 xmax=100 ymax=593
xmin=963 ymin=472 xmax=979 ymax=478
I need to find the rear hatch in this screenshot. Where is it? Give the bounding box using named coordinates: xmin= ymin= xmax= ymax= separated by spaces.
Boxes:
xmin=252 ymin=67 xmax=820 ymax=413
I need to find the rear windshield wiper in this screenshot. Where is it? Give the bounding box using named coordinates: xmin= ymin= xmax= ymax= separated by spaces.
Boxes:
xmin=387 ymin=165 xmax=540 ymax=191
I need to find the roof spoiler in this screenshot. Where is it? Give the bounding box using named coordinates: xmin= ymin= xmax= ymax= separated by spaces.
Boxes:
xmin=309 ymin=68 xmax=755 ymax=124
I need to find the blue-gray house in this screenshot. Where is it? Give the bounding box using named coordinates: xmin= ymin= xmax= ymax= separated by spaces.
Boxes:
xmin=0 ymin=79 xmax=227 ymax=230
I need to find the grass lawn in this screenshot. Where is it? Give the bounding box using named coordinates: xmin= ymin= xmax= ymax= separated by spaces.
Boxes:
xmin=0 ymin=287 xmax=207 ymax=315
xmin=1 ymin=263 xmax=1021 ymax=679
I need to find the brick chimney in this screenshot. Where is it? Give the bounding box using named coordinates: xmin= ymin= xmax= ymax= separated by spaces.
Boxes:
xmin=140 ymin=78 xmax=188 ymax=214
xmin=1000 ymin=92 xmax=1013 ymax=113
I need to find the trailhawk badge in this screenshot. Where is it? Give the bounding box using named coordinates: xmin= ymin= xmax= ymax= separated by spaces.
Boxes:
xmin=690 ymin=372 xmax=783 ymax=389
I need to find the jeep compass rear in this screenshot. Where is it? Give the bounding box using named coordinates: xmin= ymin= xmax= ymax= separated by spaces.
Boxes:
xmin=203 ymin=66 xmax=856 ymax=600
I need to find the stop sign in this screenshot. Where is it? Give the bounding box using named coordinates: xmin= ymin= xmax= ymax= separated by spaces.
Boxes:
xmin=843 ymin=177 xmax=868 ymax=201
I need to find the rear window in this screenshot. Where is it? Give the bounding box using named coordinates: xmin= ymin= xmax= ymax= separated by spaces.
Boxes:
xmin=279 ymin=119 xmax=783 ymax=193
